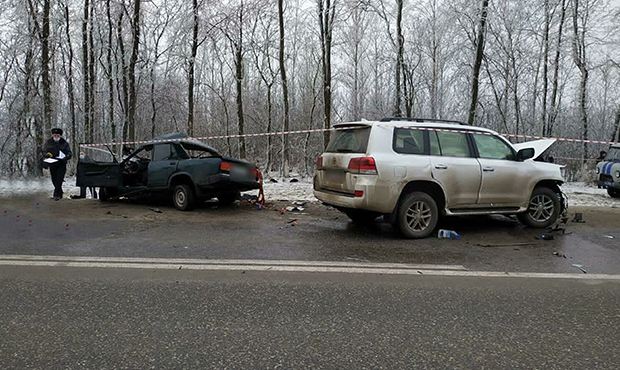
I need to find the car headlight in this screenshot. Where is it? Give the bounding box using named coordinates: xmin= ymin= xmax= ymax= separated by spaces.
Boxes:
xmin=616 ymin=171 xmax=620 ymax=178
xmin=596 ymin=167 xmax=600 ymax=174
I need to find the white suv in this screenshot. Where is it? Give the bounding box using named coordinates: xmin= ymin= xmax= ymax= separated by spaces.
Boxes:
xmin=313 ymin=118 xmax=566 ymax=238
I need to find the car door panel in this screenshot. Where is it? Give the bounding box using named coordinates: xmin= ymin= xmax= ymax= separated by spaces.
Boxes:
xmin=476 ymin=158 xmax=531 ymax=206
xmin=472 ymin=133 xmax=530 ymax=206
xmin=430 ymin=130 xmax=481 ymax=208
xmin=148 ymin=144 xmax=178 ymax=189
xmin=76 ymin=160 xmax=121 ymax=188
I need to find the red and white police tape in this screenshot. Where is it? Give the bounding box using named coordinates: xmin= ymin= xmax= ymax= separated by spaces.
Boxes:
xmin=79 ymin=126 xmax=618 ymax=149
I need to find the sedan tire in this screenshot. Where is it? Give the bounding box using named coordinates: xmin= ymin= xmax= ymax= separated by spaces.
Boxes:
xmin=396 ymin=192 xmax=439 ymax=239
xmin=517 ymin=187 xmax=560 ymax=228
xmin=172 ymin=184 xmax=195 ymax=211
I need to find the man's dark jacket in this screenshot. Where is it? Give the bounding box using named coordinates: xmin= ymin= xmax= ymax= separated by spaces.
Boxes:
xmin=42 ymin=138 xmax=72 ymax=166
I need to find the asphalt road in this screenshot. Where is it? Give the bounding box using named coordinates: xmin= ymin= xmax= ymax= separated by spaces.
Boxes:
xmin=0 ymin=195 xmax=619 ymax=273
xmin=1 ymin=194 xmax=619 ymax=368
xmin=1 ymin=266 xmax=619 ymax=369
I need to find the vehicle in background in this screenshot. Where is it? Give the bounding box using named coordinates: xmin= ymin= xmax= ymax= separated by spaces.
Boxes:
xmin=313 ymin=118 xmax=566 ymax=238
xmin=76 ymin=133 xmax=260 ymax=211
xmin=596 ymin=144 xmax=620 ymax=198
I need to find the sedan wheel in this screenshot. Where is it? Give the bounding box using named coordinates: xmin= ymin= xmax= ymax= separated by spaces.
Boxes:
xmin=172 ymin=184 xmax=195 ymax=211
xmin=397 ymin=192 xmax=439 ymax=239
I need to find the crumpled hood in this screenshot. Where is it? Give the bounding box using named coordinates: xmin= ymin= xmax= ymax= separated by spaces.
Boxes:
xmin=512 ymin=139 xmax=557 ymax=160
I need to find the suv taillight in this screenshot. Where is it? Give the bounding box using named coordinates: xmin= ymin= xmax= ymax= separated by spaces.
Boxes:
xmin=348 ymin=156 xmax=377 ymax=175
xmin=315 ymin=156 xmax=323 ymax=170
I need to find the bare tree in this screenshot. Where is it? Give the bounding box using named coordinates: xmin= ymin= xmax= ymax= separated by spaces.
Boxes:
xmin=571 ymin=0 xmax=592 ymax=159
xmin=127 ymin=0 xmax=142 ymax=142
xmin=278 ymin=0 xmax=291 ymax=175
xmin=187 ymin=0 xmax=199 ymax=136
xmin=547 ymin=0 xmax=567 ymax=136
xmin=317 ymin=0 xmax=338 ymax=147
xmin=467 ymin=0 xmax=490 ymax=125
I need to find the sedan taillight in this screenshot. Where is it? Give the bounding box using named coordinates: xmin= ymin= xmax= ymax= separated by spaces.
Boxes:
xmin=220 ymin=161 xmax=233 ymax=172
xmin=348 ymin=156 xmax=378 ymax=175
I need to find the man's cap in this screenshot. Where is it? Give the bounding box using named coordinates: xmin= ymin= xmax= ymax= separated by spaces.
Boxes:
xmin=51 ymin=128 xmax=63 ymax=135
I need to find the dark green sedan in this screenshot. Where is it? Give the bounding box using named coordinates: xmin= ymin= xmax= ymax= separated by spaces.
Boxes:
xmin=76 ymin=133 xmax=260 ymax=210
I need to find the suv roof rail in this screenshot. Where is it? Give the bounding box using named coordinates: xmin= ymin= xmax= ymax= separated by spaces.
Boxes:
xmin=378 ymin=117 xmax=468 ymax=126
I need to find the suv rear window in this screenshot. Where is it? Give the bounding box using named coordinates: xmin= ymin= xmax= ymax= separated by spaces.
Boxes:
xmin=325 ymin=127 xmax=371 ymax=153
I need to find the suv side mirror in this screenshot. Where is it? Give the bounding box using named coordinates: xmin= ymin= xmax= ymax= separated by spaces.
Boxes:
xmin=516 ymin=148 xmax=535 ymax=161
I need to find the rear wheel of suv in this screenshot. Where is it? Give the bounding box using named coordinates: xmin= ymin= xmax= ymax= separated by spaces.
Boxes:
xmin=608 ymin=188 xmax=620 ymax=198
xmin=396 ymin=192 xmax=439 ymax=239
xmin=518 ymin=187 xmax=560 ymax=228
xmin=172 ymin=184 xmax=195 ymax=211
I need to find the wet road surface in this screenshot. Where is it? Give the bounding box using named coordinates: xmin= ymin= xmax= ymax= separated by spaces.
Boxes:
xmin=1 ymin=266 xmax=619 ymax=369
xmin=0 ymin=195 xmax=619 ymax=274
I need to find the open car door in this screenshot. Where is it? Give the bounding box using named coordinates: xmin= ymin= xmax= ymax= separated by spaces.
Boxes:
xmin=76 ymin=146 xmax=122 ymax=188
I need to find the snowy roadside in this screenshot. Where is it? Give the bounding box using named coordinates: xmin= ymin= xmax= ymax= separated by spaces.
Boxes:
xmin=1 ymin=177 xmax=618 ymax=208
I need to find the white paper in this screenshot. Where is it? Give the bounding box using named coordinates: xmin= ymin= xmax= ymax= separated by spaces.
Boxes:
xmin=58 ymin=151 xmax=66 ymax=159
xmin=44 ymin=158 xmax=58 ymax=164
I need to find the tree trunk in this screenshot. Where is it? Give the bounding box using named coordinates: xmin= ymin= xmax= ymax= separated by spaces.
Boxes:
xmin=235 ymin=4 xmax=246 ymax=159
xmin=278 ymin=0 xmax=290 ymax=175
xmin=88 ymin=0 xmax=96 ymax=142
xmin=540 ymin=0 xmax=550 ymax=136
xmin=548 ymin=0 xmax=567 ymax=136
xmin=82 ymin=0 xmax=91 ymax=142
xmin=318 ymin=0 xmax=336 ymax=148
xmin=611 ymin=105 xmax=620 ymax=143
xmin=117 ymin=10 xmax=129 ymax=143
xmin=63 ymin=3 xmax=77 ymax=159
xmin=187 ymin=0 xmax=199 ymax=136
xmin=467 ymin=0 xmax=490 ymax=125
xmin=572 ymin=0 xmax=589 ymax=160
xmin=394 ymin=0 xmax=404 ymax=117
xmin=41 ymin=0 xmax=52 ymax=134
xmin=106 ymin=0 xmax=115 ymax=142
xmin=128 ymin=0 xmax=141 ymax=142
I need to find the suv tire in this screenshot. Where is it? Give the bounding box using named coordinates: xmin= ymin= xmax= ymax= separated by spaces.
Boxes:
xmin=607 ymin=188 xmax=620 ymax=198
xmin=396 ymin=192 xmax=439 ymax=239
xmin=518 ymin=187 xmax=560 ymax=228
xmin=173 ymin=184 xmax=195 ymax=211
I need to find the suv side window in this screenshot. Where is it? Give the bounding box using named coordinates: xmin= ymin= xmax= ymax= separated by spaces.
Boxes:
xmin=152 ymin=144 xmax=172 ymax=161
xmin=393 ymin=128 xmax=426 ymax=155
xmin=473 ymin=134 xmax=515 ymax=160
xmin=436 ymin=131 xmax=471 ymax=157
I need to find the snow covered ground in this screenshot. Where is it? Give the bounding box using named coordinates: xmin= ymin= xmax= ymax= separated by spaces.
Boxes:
xmin=1 ymin=177 xmax=618 ymax=208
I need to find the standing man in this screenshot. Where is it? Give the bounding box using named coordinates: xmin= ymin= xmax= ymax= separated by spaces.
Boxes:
xmin=42 ymin=128 xmax=72 ymax=200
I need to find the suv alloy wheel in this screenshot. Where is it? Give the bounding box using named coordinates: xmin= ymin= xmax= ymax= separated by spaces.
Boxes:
xmin=517 ymin=187 xmax=560 ymax=228
xmin=396 ymin=192 xmax=439 ymax=239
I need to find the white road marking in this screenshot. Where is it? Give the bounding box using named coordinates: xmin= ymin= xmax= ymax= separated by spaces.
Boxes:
xmin=0 ymin=255 xmax=465 ymax=271
xmin=0 ymin=255 xmax=619 ymax=280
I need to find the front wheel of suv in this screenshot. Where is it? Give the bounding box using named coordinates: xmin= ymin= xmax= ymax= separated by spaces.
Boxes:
xmin=396 ymin=192 xmax=439 ymax=239
xmin=517 ymin=187 xmax=560 ymax=228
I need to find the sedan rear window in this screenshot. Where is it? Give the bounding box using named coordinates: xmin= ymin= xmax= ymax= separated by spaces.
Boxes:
xmin=325 ymin=127 xmax=371 ymax=153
